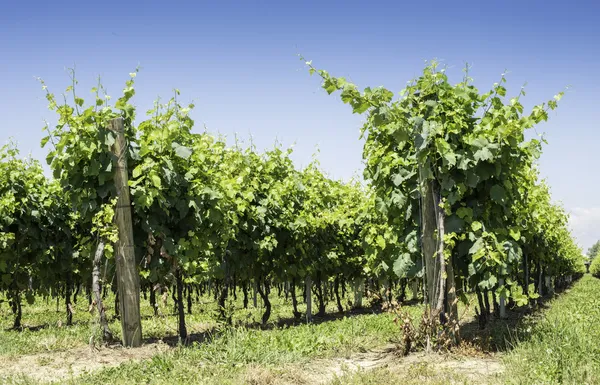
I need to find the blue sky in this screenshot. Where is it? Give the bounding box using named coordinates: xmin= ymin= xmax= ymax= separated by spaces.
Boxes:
xmin=1 ymin=0 xmax=599 ymax=251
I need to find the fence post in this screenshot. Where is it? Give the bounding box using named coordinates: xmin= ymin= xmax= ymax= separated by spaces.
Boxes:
xmin=412 ymin=280 xmax=418 ymax=300
xmin=354 ymin=278 xmax=364 ymax=308
xmin=253 ymin=280 xmax=258 ymax=308
xmin=109 ymin=117 xmax=142 ymax=347
xmin=499 ymin=278 xmax=506 ymax=319
xmin=305 ymin=276 xmax=312 ymax=323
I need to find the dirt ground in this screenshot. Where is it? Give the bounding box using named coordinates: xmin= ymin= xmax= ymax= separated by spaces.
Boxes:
xmin=300 ymin=345 xmax=504 ymax=384
xmin=0 ymin=342 xmax=504 ymax=384
xmin=0 ymin=341 xmax=171 ymax=383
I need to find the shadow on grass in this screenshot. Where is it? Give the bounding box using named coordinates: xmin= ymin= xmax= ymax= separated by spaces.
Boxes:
xmin=4 ymin=323 xmax=50 ymax=332
xmin=90 ymin=301 xmax=392 ymax=349
xmin=4 ymin=317 xmax=98 ymax=332
xmin=143 ymin=328 xmax=220 ymax=347
xmin=142 ymin=302 xmax=392 ymax=348
xmin=266 ymin=304 xmax=383 ymax=330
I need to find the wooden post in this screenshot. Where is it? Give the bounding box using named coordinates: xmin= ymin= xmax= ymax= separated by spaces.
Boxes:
xmin=382 ymin=279 xmax=389 ymax=303
xmin=253 ymin=280 xmax=258 ymax=308
xmin=538 ymin=266 xmax=543 ymax=296
xmin=109 ymin=117 xmax=142 ymax=348
xmin=419 ymin=169 xmax=444 ymax=313
xmin=284 ymin=281 xmax=290 ymax=301
xmin=545 ymin=276 xmax=553 ymax=295
xmin=353 ymin=278 xmax=364 ymax=308
xmin=499 ymin=278 xmax=506 ymax=319
xmin=305 ymin=276 xmax=312 ymax=323
xmin=412 ymin=280 xmax=418 ymax=300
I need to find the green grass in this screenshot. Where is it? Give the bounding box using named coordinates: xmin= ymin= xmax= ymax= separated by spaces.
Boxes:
xmin=502 ymin=274 xmax=600 ymax=384
xmin=0 ymin=287 xmax=396 ymax=357
xmin=69 ymin=312 xmax=410 ymax=385
xmin=0 ymin=286 xmax=422 ymax=384
xmin=0 ymin=286 xmax=487 ymax=384
xmin=320 ymin=275 xmax=600 ymax=385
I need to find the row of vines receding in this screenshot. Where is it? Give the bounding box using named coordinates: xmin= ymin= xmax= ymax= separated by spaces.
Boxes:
xmin=0 ymin=62 xmax=586 ymax=351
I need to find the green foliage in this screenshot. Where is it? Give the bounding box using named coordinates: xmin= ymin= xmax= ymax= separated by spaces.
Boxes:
xmin=0 ymin=61 xmax=586 ymax=353
xmin=31 ymin=68 xmax=399 ymax=333
xmin=91 ymin=198 xmax=118 ymax=257
xmin=590 ymin=257 xmax=600 ymax=278
xmin=587 ymin=240 xmax=600 ymax=260
xmin=40 ymin=70 xmax=137 ymax=225
xmin=0 ymin=143 xmax=75 ymax=312
xmin=303 ymin=57 xmax=584 ymax=305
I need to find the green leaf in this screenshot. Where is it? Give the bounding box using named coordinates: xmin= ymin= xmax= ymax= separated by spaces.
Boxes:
xmin=479 ymin=273 xmax=498 ymax=290
xmin=471 ymin=221 xmax=482 ymax=232
xmin=376 ymin=235 xmax=386 ymax=249
xmin=468 ymin=263 xmax=476 ymax=277
xmin=477 ymin=163 xmax=495 ymax=181
xmin=440 ymin=176 xmax=455 ymax=191
xmin=151 ymin=174 xmax=162 ymax=188
xmin=391 ymin=169 xmax=415 ymax=187
xmin=173 ymin=143 xmax=193 ymax=160
xmin=469 ymin=237 xmax=484 ymax=255
xmin=375 ymin=197 xmax=388 ymax=216
xmin=380 ymin=261 xmax=389 ymax=271
xmin=445 ymin=215 xmax=465 ymax=233
xmin=105 ymin=132 xmax=116 ymax=147
xmin=490 ymin=185 xmax=507 ymax=204
xmin=132 ymin=165 xmax=143 ymax=179
xmin=176 ymin=200 xmax=189 ymax=220
xmin=466 ymin=171 xmax=480 ymax=188
xmin=393 ymin=253 xmax=414 ymax=279
xmin=390 ymin=191 xmax=406 ymax=208
xmin=456 ymin=207 xmax=473 ymax=220
xmin=391 ymin=125 xmax=410 ymax=143
xmin=443 ymin=152 xmax=457 ymax=167
xmin=392 ymin=174 xmax=403 ymax=187
xmin=474 ymin=147 xmax=493 ymax=162
xmin=504 ymin=241 xmax=521 ymax=263
xmin=88 ymin=160 xmax=100 ymax=176
xmin=509 ymin=228 xmax=521 ymax=241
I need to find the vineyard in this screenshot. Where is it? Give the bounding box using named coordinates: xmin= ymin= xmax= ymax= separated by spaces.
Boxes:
xmin=0 ymin=61 xmax=593 ymax=384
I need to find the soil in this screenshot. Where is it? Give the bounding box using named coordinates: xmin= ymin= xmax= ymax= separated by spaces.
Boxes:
xmin=0 ymin=342 xmax=504 ymax=384
xmin=0 ymin=341 xmax=171 ymax=383
xmin=298 ymin=344 xmax=504 ymax=384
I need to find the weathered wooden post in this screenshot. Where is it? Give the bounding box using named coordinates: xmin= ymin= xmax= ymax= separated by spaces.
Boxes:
xmin=412 ymin=280 xmax=419 ymax=300
xmin=499 ymin=278 xmax=506 ymax=319
xmin=383 ymin=279 xmax=390 ymax=303
xmin=305 ymin=276 xmax=313 ymax=323
xmin=353 ymin=278 xmax=364 ymax=308
xmin=253 ymin=280 xmax=258 ymax=308
xmin=545 ymin=276 xmax=553 ymax=295
xmin=109 ymin=117 xmax=142 ymax=347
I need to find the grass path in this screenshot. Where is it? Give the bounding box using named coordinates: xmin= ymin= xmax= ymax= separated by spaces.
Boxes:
xmin=330 ymin=274 xmax=600 ymax=385
xmin=501 ymin=274 xmax=600 ymax=384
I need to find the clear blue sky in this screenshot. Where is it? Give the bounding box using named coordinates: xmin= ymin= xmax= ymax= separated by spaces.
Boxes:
xmin=1 ymin=0 xmax=599 ymax=251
